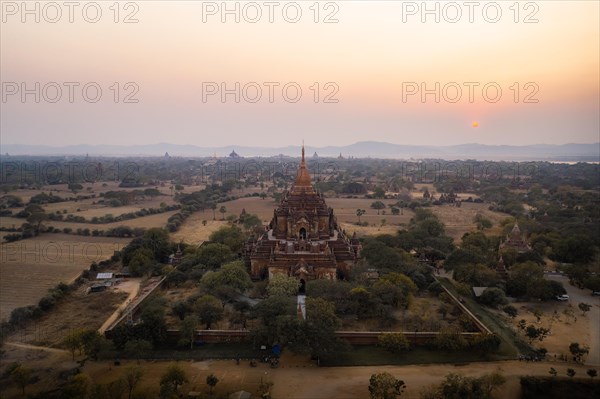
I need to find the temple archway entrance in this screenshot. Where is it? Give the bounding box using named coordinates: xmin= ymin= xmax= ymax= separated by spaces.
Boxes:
xmin=299 ymin=228 xmax=307 ymax=240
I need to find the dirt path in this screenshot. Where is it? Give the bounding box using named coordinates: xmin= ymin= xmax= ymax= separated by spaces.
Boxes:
xmin=98 ymin=279 xmax=141 ymax=334
xmin=4 ymin=341 xmax=69 ymax=355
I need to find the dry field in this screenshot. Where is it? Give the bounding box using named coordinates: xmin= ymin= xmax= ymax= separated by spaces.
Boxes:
xmin=506 ymin=301 xmax=593 ymax=359
xmin=168 ymin=195 xmax=511 ymax=246
xmin=0 ymin=210 xmax=180 ymax=234
xmin=6 ymin=287 xmax=128 ymax=348
xmin=43 ymin=210 xmax=180 ymax=231
xmin=429 ymin=202 xmax=508 ymax=241
xmin=41 ymin=195 xmax=177 ymax=217
xmin=170 ymin=217 xmax=228 ymax=247
xmin=0 ymin=234 xmax=131 ymax=321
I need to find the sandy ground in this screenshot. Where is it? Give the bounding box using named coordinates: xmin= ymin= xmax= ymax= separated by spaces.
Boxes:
xmin=1 ymin=344 xmax=595 ymax=399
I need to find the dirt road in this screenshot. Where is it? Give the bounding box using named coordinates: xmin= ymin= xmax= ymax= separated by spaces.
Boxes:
xmin=98 ymin=278 xmax=141 ymax=334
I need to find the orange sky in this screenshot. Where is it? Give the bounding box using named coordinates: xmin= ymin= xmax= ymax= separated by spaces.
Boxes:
xmin=1 ymin=1 xmax=598 ymax=147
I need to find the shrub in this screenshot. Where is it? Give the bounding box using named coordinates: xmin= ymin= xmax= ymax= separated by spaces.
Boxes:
xmin=38 ymin=295 xmax=56 ymax=311
xmin=378 ymin=333 xmax=411 ymax=353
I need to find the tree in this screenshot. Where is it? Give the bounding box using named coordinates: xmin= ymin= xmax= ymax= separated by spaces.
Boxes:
xmin=209 ymin=225 xmax=246 ymax=253
xmin=194 ymin=242 xmax=235 ymax=269
xmin=179 ymin=315 xmax=200 ymax=349
xmin=124 ymin=365 xmax=143 ymax=399
xmin=219 ymin=205 xmax=227 ymax=220
xmin=69 ymin=182 xmax=84 ymax=193
xmin=105 ymin=379 xmax=127 ymax=399
xmin=378 ymin=333 xmax=410 ymax=353
xmin=171 ymin=301 xmax=190 ymax=320
xmin=368 ymin=372 xmax=406 ymax=399
xmin=123 ymin=339 xmax=152 ymax=362
xmin=549 ymin=367 xmax=557 ymax=378
xmin=127 ymin=247 xmax=154 ymax=276
xmin=267 ymin=273 xmax=300 ymax=297
xmin=587 ymin=369 xmax=598 ymax=379
xmin=373 ymin=186 xmax=386 ymax=198
xmin=80 ymin=329 xmax=114 ymax=360
xmin=356 ymin=209 xmax=366 ymax=223
xmin=567 ymin=368 xmax=576 ymax=378
xmin=453 ymin=263 xmax=500 ymax=288
xmin=206 ymin=373 xmax=219 ymax=394
xmin=160 ymin=364 xmax=188 ymax=394
xmin=371 ymin=201 xmax=386 ymax=214
xmin=64 ymin=329 xmax=84 ymax=360
xmin=201 ymin=261 xmax=253 ymax=293
xmin=430 ymin=372 xmax=504 ymax=399
xmin=435 ymin=327 xmax=467 ymax=350
xmin=503 ymin=305 xmax=518 ymax=319
xmin=63 ymin=373 xmax=91 ymax=399
xmin=304 ymin=298 xmax=346 ymax=359
xmin=26 ymin=208 xmax=47 ymax=235
xmin=474 ymin=214 xmax=493 ymax=230
xmin=195 ymin=295 xmax=224 ymax=329
xmin=525 ymin=325 xmax=550 ymax=343
xmin=479 ymin=287 xmax=508 ymax=308
xmin=506 ymin=261 xmax=544 ymax=297
xmin=569 ymin=342 xmax=589 ymax=363
xmin=10 ymin=365 xmax=32 ymax=396
xmin=241 ymin=213 xmax=262 ymax=231
xmin=578 ymin=302 xmax=592 ymax=316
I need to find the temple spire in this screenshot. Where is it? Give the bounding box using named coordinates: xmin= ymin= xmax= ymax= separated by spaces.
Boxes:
xmin=294 ymin=142 xmax=312 ymax=188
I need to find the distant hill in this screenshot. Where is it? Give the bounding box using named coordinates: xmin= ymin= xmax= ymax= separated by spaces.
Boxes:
xmin=1 ymin=141 xmax=598 ymax=161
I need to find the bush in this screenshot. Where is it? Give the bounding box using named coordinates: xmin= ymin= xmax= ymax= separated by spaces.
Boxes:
xmin=427 ymin=281 xmax=444 ymax=295
xmin=38 ymin=295 xmax=56 ymax=311
xmin=503 ymin=305 xmax=518 ymax=318
xmin=378 ymin=333 xmax=411 ymax=353
xmin=479 ymin=287 xmax=508 ymax=307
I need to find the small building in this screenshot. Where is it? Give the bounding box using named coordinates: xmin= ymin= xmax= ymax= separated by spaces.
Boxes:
xmin=115 ymin=267 xmax=131 ymax=278
xmin=96 ymin=272 xmax=113 ymax=280
xmin=87 ymin=284 xmax=108 ymax=294
xmin=472 ymin=287 xmax=488 ymax=298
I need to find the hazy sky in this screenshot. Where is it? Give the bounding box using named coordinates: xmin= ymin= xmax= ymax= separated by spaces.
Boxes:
xmin=1 ymin=0 xmax=598 ymax=148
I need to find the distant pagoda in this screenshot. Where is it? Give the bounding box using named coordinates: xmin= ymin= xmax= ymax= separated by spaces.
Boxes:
xmin=499 ymin=223 xmax=531 ymax=253
xmin=495 ymin=256 xmax=509 ymax=279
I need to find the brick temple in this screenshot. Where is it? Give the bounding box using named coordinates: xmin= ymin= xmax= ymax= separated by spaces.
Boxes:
xmin=499 ymin=223 xmax=531 ymax=253
xmin=244 ymin=146 xmax=361 ymax=281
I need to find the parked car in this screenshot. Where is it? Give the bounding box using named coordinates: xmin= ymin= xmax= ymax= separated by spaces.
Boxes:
xmin=555 ymin=294 xmax=570 ymax=301
xmin=592 ymin=291 xmax=600 ymax=296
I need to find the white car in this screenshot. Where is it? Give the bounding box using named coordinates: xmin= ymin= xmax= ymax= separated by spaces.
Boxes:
xmin=555 ymin=295 xmax=569 ymax=301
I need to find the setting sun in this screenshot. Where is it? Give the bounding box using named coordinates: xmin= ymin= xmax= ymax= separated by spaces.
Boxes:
xmin=472 ymin=121 xmax=479 ymax=128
